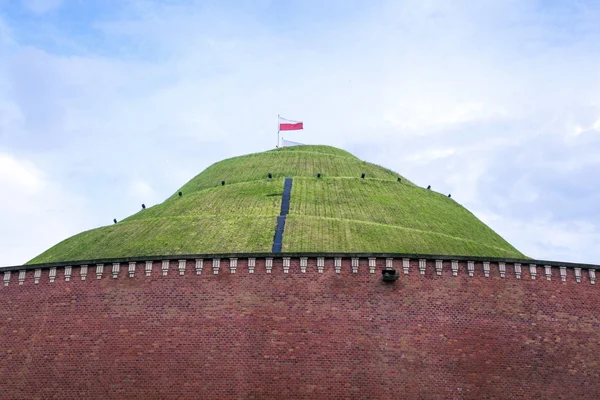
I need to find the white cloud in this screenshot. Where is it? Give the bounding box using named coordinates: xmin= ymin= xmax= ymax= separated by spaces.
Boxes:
xmin=477 ymin=210 xmax=600 ymax=263
xmin=0 ymin=153 xmax=43 ymax=193
xmin=0 ymin=153 xmax=89 ymax=266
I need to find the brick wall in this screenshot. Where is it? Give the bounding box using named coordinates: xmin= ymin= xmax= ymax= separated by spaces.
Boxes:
xmin=1 ymin=258 xmax=599 ymax=399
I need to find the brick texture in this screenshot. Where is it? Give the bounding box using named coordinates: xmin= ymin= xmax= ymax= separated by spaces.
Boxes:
xmin=1 ymin=259 xmax=599 ymax=399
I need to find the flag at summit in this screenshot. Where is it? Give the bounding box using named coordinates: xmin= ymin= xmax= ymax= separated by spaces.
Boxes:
xmin=279 ymin=116 xmax=303 ymax=131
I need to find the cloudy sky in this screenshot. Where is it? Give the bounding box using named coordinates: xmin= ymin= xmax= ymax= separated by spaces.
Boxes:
xmin=1 ymin=0 xmax=599 ymax=266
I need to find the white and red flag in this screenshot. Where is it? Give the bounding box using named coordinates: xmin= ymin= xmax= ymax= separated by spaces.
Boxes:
xmin=278 ymin=116 xmax=303 ymax=131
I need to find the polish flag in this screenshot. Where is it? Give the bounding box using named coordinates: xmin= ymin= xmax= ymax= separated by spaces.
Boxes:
xmin=279 ymin=116 xmax=303 ymax=131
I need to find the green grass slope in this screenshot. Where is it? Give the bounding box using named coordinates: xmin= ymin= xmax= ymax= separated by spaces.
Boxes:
xmin=28 ymin=145 xmax=524 ymax=264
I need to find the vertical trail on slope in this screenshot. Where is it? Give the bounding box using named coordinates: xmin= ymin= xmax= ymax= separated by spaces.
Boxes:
xmin=272 ymin=178 xmax=293 ymax=253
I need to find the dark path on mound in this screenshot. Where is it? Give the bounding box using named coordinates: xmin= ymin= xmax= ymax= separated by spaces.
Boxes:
xmin=272 ymin=178 xmax=293 ymax=253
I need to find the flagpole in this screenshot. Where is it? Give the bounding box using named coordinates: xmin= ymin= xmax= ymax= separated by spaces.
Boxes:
xmin=277 ymin=114 xmax=280 ymax=148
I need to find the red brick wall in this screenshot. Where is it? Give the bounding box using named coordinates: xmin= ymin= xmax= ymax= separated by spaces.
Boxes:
xmin=1 ymin=259 xmax=599 ymax=399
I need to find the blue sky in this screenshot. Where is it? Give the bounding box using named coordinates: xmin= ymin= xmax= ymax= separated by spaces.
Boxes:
xmin=1 ymin=0 xmax=600 ymax=266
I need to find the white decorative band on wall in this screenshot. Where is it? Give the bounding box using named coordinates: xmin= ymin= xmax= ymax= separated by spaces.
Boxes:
xmin=96 ymin=264 xmax=104 ymax=280
xmin=467 ymin=261 xmax=475 ymax=277
xmin=369 ymin=258 xmax=376 ymax=274
xmin=2 ymin=257 xmax=598 ymax=288
xmin=266 ymin=257 xmax=273 ymax=274
xmin=351 ymin=258 xmax=359 ymax=274
xmin=435 ymin=260 xmax=443 ymax=276
xmin=483 ymin=262 xmax=490 ymax=278
xmin=385 ymin=258 xmax=393 ymax=271
xmin=145 ymin=261 xmax=153 ymax=277
xmin=317 ymin=257 xmax=324 ymax=274
xmin=300 ymin=257 xmax=307 ymax=273
xmin=529 ymin=264 xmax=537 ymax=280
xmin=34 ymin=268 xmax=41 ymax=284
xmin=403 ymin=258 xmax=410 ymax=275
xmin=514 ymin=263 xmax=522 ymax=279
xmin=283 ymin=257 xmax=290 ymax=274
xmin=451 ymin=260 xmax=458 ymax=276
xmin=419 ymin=259 xmax=426 ymax=275
xmin=112 ymin=263 xmax=120 ymax=279
xmin=334 ymin=257 xmax=342 ymax=274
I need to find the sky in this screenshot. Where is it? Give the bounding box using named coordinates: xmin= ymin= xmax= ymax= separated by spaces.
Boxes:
xmin=1 ymin=0 xmax=599 ymax=266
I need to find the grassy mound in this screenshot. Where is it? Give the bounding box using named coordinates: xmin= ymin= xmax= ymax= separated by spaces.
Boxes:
xmin=28 ymin=145 xmax=524 ymax=264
